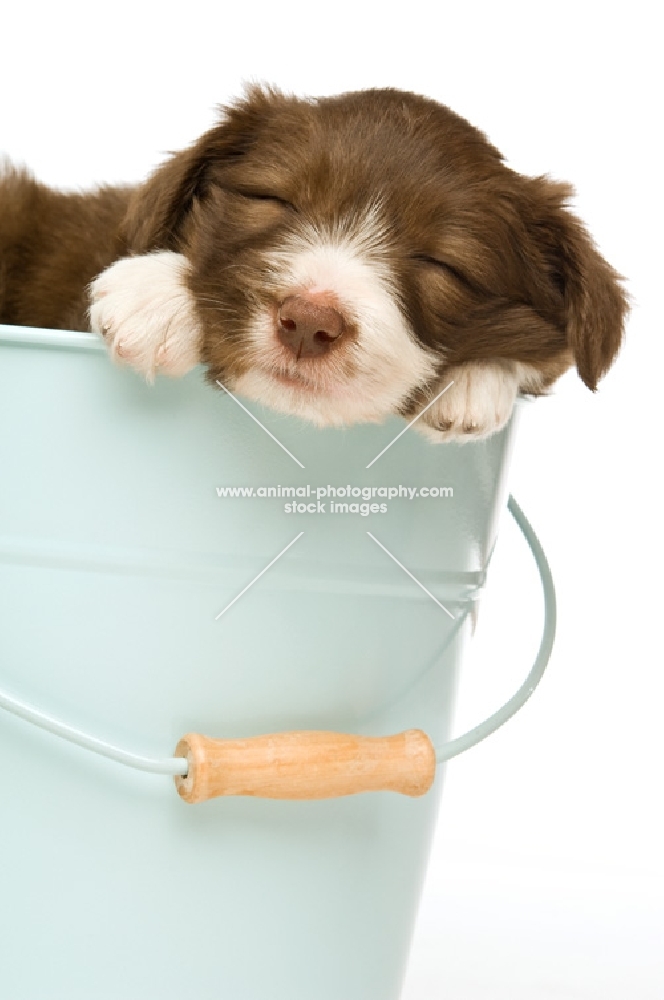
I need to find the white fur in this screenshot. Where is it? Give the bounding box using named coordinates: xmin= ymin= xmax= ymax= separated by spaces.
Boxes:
xmin=88 ymin=252 xmax=201 ymax=382
xmin=234 ymin=209 xmax=439 ymax=426
xmin=418 ymin=361 xmax=544 ymax=442
xmin=88 ymin=235 xmax=534 ymax=440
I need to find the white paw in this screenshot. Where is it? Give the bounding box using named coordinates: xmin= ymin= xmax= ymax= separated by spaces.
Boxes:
xmin=417 ymin=362 xmax=521 ymax=442
xmin=89 ymin=252 xmax=202 ymax=382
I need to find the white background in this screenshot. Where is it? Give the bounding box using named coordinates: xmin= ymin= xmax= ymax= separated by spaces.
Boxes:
xmin=2 ymin=2 xmax=662 ymax=997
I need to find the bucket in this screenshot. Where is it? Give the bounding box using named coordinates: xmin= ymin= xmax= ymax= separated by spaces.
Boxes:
xmin=0 ymin=324 xmax=554 ymax=1000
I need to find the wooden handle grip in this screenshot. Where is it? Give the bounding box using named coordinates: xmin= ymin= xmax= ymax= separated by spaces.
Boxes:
xmin=173 ymin=729 xmax=436 ymax=804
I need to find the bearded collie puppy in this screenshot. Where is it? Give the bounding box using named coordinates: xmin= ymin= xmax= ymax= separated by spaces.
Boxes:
xmin=0 ymin=86 xmax=627 ymax=439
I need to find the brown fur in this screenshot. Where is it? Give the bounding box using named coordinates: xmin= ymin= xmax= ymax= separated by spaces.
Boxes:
xmin=0 ymin=164 xmax=130 ymax=331
xmin=0 ymin=86 xmax=628 ymax=396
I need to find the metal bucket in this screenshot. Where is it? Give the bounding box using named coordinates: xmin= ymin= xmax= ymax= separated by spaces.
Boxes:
xmin=0 ymin=325 xmax=554 ymax=1000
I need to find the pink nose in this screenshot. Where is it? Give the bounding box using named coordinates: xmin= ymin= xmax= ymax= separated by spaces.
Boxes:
xmin=276 ymin=296 xmax=345 ymax=359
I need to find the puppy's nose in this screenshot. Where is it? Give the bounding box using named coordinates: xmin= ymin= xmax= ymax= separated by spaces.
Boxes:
xmin=277 ymin=296 xmax=345 ymax=358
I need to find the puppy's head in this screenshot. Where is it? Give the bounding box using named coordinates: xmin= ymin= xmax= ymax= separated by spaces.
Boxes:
xmin=121 ymin=86 xmax=628 ymax=426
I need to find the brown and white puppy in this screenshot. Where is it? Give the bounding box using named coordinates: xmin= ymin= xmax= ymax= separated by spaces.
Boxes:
xmin=0 ymin=86 xmax=628 ymax=440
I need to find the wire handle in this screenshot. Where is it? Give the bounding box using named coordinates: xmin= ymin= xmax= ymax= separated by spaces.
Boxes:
xmin=172 ymin=496 xmax=556 ymax=803
xmin=434 ymin=494 xmax=556 ymax=763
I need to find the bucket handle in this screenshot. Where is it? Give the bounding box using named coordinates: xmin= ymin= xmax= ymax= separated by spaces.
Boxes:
xmin=0 ymin=496 xmax=555 ymax=802
xmin=173 ymin=496 xmax=556 ymax=802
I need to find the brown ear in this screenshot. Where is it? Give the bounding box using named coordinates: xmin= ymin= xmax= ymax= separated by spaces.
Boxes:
xmin=524 ymin=177 xmax=629 ymax=390
xmin=120 ymin=86 xmax=280 ymax=254
xmin=120 ymin=138 xmax=216 ymax=253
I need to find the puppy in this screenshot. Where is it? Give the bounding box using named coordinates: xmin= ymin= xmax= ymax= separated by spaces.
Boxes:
xmin=0 ymin=86 xmax=628 ymax=440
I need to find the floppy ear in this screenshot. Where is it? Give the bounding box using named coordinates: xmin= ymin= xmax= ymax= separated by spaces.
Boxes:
xmin=524 ymin=177 xmax=629 ymax=390
xmin=120 ymin=86 xmax=279 ymax=254
xmin=119 ymin=136 xmax=218 ymax=253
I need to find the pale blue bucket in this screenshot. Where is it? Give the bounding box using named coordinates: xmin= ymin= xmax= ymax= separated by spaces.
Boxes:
xmin=0 ymin=324 xmax=554 ymax=1000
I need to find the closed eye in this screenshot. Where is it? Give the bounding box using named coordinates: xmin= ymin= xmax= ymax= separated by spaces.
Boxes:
xmin=234 ymin=189 xmax=298 ymax=213
xmin=413 ymin=254 xmax=478 ymax=293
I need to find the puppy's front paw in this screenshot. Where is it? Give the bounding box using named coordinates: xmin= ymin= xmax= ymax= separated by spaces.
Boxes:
xmin=417 ymin=362 xmax=520 ymax=442
xmin=89 ymin=252 xmax=202 ymax=382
